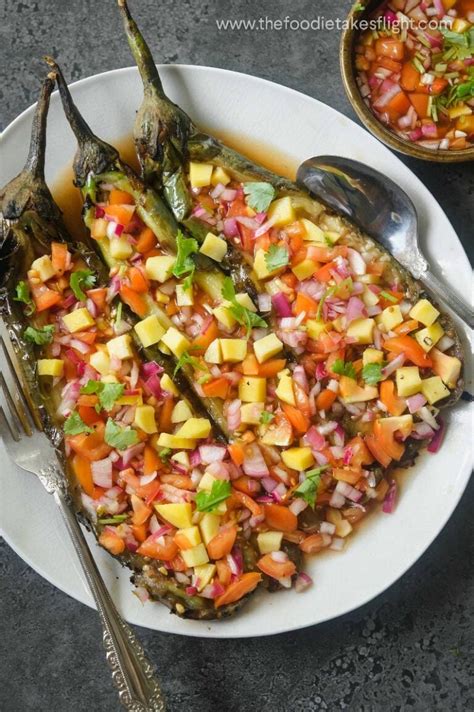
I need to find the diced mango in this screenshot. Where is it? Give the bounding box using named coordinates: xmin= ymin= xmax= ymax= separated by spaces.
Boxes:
xmin=240 ymin=402 xmax=265 ymax=425
xmin=160 ymin=373 xmax=179 ymax=396
xmin=378 ymin=414 xmax=413 ymax=439
xmin=156 ymin=433 xmax=196 ymax=450
xmin=414 ymin=323 xmax=444 ymax=352
xmin=306 ymin=319 xmax=328 ymax=339
xmin=220 ymin=339 xmax=247 ymax=363
xmin=171 ymin=451 xmax=190 ymax=468
xmin=154 ymin=502 xmax=193 ymax=529
xmin=292 ymin=258 xmax=318 ymax=281
xmin=175 ymin=418 xmax=212 ymax=440
xmin=300 ymin=218 xmax=325 ymax=243
xmin=346 ymin=318 xmax=375 ymax=344
xmin=175 ymin=526 xmax=202 ymax=549
xmin=63 ymin=307 xmax=95 ymax=334
xmin=267 ymin=196 xmax=295 ymax=227
xmin=239 ymin=376 xmax=267 ymax=403
xmin=327 ymin=508 xmax=353 ymax=537
xmin=253 ymin=333 xmax=284 ymax=363
xmin=31 ymin=255 xmax=55 ymax=282
xmin=194 ymin=563 xmax=216 ymax=591
xmin=361 ymin=286 xmax=380 ymax=307
xmin=134 ymin=315 xmax=166 ymax=348
xmin=421 ymin=376 xmax=450 ymax=405
xmin=275 ymin=374 xmax=296 ymax=406
xmin=145 ymin=255 xmax=176 ymax=283
xmin=133 ymin=405 xmax=157 ymax=434
xmin=211 ymin=166 xmax=231 ymax=186
xmin=339 ymin=376 xmax=378 ymax=403
xmin=213 ymin=305 xmax=236 ymax=329
xmin=380 ymin=305 xmax=404 ymax=331
xmin=91 ymin=218 xmax=108 ymax=239
xmin=235 ymin=293 xmax=257 ymax=312
xmin=396 ymin=366 xmax=421 ymax=397
xmin=362 ymin=348 xmax=384 ymax=366
xmin=200 ymin=233 xmax=228 ymax=262
xmin=160 ymin=327 xmax=190 ymax=357
xmin=359 ymin=274 xmax=381 ymax=285
xmin=409 ymin=299 xmax=439 ymax=327
xmin=116 ymin=393 xmax=143 ymax=406
xmin=204 ymin=338 xmax=223 ymax=365
xmin=175 ymin=284 xmax=194 ymax=307
xmin=37 ymin=359 xmax=64 ymax=377
xmin=89 ymin=349 xmax=111 ymax=376
xmin=181 ymin=543 xmax=209 ymax=568
xmin=107 ymin=333 xmax=133 ymax=360
xmin=189 ymin=162 xmax=213 ymax=189
xmin=430 ymin=348 xmax=461 ymax=389
xmin=282 ymin=447 xmax=314 ymax=471
xmin=109 ymin=236 xmax=133 ymax=260
xmin=171 ymin=400 xmax=193 ymax=423
xmin=452 ymin=17 xmax=470 ymax=33
xmin=199 ymin=512 xmax=221 ymax=546
xmin=257 ymin=531 xmax=283 ymax=555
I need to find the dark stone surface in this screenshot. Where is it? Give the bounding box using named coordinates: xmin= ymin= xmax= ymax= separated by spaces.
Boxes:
xmin=0 ymin=1 xmax=472 ymax=711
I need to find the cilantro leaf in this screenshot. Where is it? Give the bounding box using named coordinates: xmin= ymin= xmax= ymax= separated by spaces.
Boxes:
xmin=104 ymin=418 xmax=139 ymax=450
xmin=294 ymin=466 xmax=328 ymax=508
xmin=221 ymin=277 xmax=267 ymax=335
xmin=264 ymin=244 xmax=289 ymax=272
xmin=195 ymin=480 xmax=232 ymax=513
xmin=70 ymin=269 xmax=96 ymax=301
xmin=362 ymin=362 xmax=383 ymax=385
xmin=24 ymin=325 xmax=55 ymax=346
xmin=63 ymin=411 xmax=93 ymax=436
xmin=260 ymin=411 xmax=275 ymax=425
xmin=243 ymin=182 xmax=275 ymax=212
xmin=380 ymin=290 xmax=398 ymax=303
xmin=80 ymin=380 xmax=125 ymax=412
xmin=14 ymin=281 xmax=35 ymax=315
xmin=331 ymin=358 xmax=357 ymax=380
xmin=353 ymin=2 xmax=365 ymax=11
xmin=173 ymin=351 xmax=202 ymax=376
xmin=316 ymin=285 xmax=337 ymax=320
xmin=171 ymin=230 xmax=198 ymax=285
xmin=97 ymin=514 xmax=129 ymax=524
xmin=158 ymin=447 xmax=172 ymax=462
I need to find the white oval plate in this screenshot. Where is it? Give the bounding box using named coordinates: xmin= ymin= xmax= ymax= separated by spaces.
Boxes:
xmin=1 ymin=66 xmax=472 ymax=638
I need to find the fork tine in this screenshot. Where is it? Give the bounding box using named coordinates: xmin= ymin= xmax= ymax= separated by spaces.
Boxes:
xmin=0 ymin=404 xmax=20 ymax=443
xmin=0 ymin=334 xmax=36 ymax=432
xmin=0 ymin=372 xmax=24 ymax=438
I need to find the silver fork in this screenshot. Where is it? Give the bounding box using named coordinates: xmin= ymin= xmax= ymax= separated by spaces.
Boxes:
xmin=0 ymin=330 xmax=166 ymax=712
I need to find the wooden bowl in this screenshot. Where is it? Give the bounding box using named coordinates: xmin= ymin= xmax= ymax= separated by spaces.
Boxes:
xmin=340 ymin=0 xmax=474 ymax=163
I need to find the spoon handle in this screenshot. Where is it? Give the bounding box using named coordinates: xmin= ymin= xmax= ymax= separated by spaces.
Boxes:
xmin=421 ymin=269 xmax=473 ymax=329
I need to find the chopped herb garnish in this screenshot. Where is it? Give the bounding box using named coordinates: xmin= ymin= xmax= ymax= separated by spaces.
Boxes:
xmin=24 ymin=324 xmax=55 ymax=346
xmin=221 ymin=277 xmax=267 ymax=335
xmin=63 ymin=411 xmax=93 ymax=436
xmin=115 ymin=302 xmax=123 ymax=328
xmin=14 ymin=281 xmax=35 ymax=315
xmin=362 ymin=362 xmax=383 ymax=385
xmin=316 ymin=285 xmax=337 ymax=320
xmin=171 ymin=230 xmax=198 ymax=286
xmin=158 ymin=447 xmax=172 ymax=463
xmin=80 ymin=380 xmax=125 ymax=412
xmin=380 ymin=290 xmax=398 ymax=303
xmin=98 ymin=514 xmax=129 ymax=525
xmin=243 ymin=182 xmax=275 ymax=212
xmin=104 ymin=417 xmax=139 ymax=450
xmin=195 ymin=479 xmax=232 ymax=513
xmin=353 ymin=2 xmax=365 ymax=12
xmin=264 ymin=244 xmax=289 ymax=272
xmin=294 ymin=466 xmax=329 ymax=508
xmin=260 ymin=411 xmax=275 ymax=425
xmin=331 ymin=358 xmax=357 ymax=380
xmin=173 ymin=350 xmax=202 ymax=376
xmin=70 ymin=269 xmax=96 ymax=301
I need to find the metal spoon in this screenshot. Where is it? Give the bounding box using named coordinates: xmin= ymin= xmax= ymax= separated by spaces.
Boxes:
xmin=296 ymin=155 xmax=473 ymax=329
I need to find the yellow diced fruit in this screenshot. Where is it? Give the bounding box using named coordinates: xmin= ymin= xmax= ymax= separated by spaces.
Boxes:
xmin=359 ymin=274 xmax=381 ymax=285
xmin=239 ymin=376 xmax=267 ymax=403
xmin=154 ymin=502 xmax=193 ymax=529
xmin=197 ymin=472 xmax=217 ymax=492
xmin=361 ymin=286 xmax=380 ymax=307
xmin=253 ymin=334 xmax=284 ymax=364
xmin=300 ymin=218 xmax=325 ymax=243
xmin=189 ymin=162 xmax=214 ymax=189
xmin=199 ymin=512 xmax=221 ymax=546
xmin=362 ymin=348 xmax=384 ymax=366
xmin=194 ymin=563 xmax=216 ymax=591
xmin=213 ymin=305 xmax=236 ymax=329
xmin=109 ymin=236 xmax=133 ymax=260
xmin=175 ymin=526 xmax=202 ymax=549
xmin=235 ymin=293 xmax=257 ymax=312
xmin=145 ymin=255 xmax=176 ymax=283
xmin=175 ymin=284 xmax=194 ymax=307
xmin=253 ymin=248 xmax=276 ymax=280
xmin=116 ymin=393 xmax=143 ymax=406
xmin=200 ymin=233 xmax=228 ymax=262
xmin=204 ymin=338 xmax=223 ymax=365
xmin=89 ymin=350 xmax=111 ymax=376
xmin=430 ymin=348 xmax=461 ymax=389
xmin=101 ymin=374 xmax=119 ymax=384
xmin=292 ymin=258 xmax=318 ymax=281
xmin=171 ymin=451 xmax=190 ymax=468
xmin=275 ymin=374 xmax=296 ymax=406
xmin=133 ymin=405 xmax=157 ymax=434
xmin=409 ymin=299 xmax=439 ymax=327
xmin=327 ymin=508 xmax=353 ymax=538
xmin=339 ymin=376 xmax=378 ymax=403
xmin=452 ymin=17 xmax=470 ymax=32
xmin=267 ymin=196 xmax=295 ymax=227
xmin=257 ymin=531 xmax=283 ymax=555
xmin=346 ymin=318 xmax=375 ymax=345
xmin=37 ymin=359 xmax=64 ymax=377
xmin=91 ymin=218 xmax=108 ymax=239
xmin=379 ymin=414 xmax=413 ymax=439
xmin=396 ymin=366 xmax=421 ymax=397
xmin=175 ymin=418 xmax=212 ymax=440
xmin=240 ymin=402 xmax=264 ymax=425
xmin=106 ymin=333 xmax=133 ymax=360
xmin=171 ymin=400 xmax=193 ymax=423
xmin=63 ymin=307 xmax=95 ymax=334
xmin=211 ymin=166 xmax=231 ymax=186
xmin=421 ymin=376 xmax=450 ymax=405
xmin=134 ymin=315 xmax=166 ymax=348
xmin=220 ymin=339 xmax=247 ymax=363
xmin=414 ymin=323 xmax=444 ymax=353
xmin=31 ymin=255 xmax=55 ymax=282
xmin=160 ymin=327 xmax=190 ymax=357
xmin=156 ymin=433 xmax=196 ymax=450
xmin=160 ymin=373 xmax=179 ymax=396
xmin=282 ymin=447 xmax=314 ymax=471
xmin=306 ymin=319 xmax=328 ymax=339
xmin=181 ymin=543 xmax=209 ymax=568
xmin=380 ymin=305 xmax=403 ymax=331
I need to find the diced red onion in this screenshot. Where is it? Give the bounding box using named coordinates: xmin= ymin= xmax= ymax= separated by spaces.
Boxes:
xmin=382 ymin=480 xmax=397 ymax=514
xmin=199 ymin=445 xmax=227 ymax=464
xmin=258 ymin=293 xmax=272 ymax=312
xmin=272 ymin=292 xmax=292 ymax=317
xmin=382 ymin=352 xmax=406 ymax=378
xmin=289 ymin=497 xmax=308 ymax=516
xmin=270 ymin=550 xmax=288 ymax=563
xmin=418 ymin=406 xmax=439 ymax=430
xmin=242 ymin=442 xmax=269 ymax=477
xmin=227 ymin=398 xmax=242 ymax=432
xmin=406 ymin=393 xmax=427 ymax=413
xmin=91 ymin=458 xmax=113 ymax=488
xmin=330 ymin=537 xmax=345 ymax=551
xmin=223 ymin=218 xmax=239 ymax=238
xmin=335 ymin=480 xmax=362 ymax=503
xmin=427 ymin=418 xmax=445 ymax=453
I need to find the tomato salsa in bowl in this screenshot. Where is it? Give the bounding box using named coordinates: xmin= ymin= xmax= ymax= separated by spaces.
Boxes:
xmin=341 ymin=0 xmax=474 ymax=161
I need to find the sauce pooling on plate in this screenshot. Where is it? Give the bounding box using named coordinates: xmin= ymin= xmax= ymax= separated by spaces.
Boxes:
xmin=355 ymin=0 xmax=474 ymax=151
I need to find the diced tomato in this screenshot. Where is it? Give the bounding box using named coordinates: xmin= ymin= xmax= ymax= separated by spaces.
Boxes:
xmin=400 ymin=61 xmax=421 ymax=92
xmin=137 ymin=534 xmax=179 ymax=561
xmin=214 ymin=572 xmax=262 ymax=608
xmin=257 ymin=554 xmax=296 ymax=579
xmin=375 ymin=38 xmax=404 ymax=61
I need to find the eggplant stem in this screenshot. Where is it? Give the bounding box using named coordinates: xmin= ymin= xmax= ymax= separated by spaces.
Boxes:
xmin=24 ymin=72 xmax=56 ymax=179
xmin=43 ymin=56 xmax=95 ymax=145
xmin=118 ymin=0 xmax=164 ymax=95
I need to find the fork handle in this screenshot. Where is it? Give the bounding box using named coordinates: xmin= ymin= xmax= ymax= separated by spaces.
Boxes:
xmin=53 ymin=490 xmax=166 ymax=711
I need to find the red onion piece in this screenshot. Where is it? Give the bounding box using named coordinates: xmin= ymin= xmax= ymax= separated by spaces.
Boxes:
xmin=242 ymin=442 xmax=269 ymax=478
xmin=272 ymin=292 xmax=292 ymax=317
xmin=427 ymin=418 xmax=445 ymax=453
xmin=91 ymin=458 xmax=113 ymax=488
xmin=382 ymin=480 xmax=397 ymax=514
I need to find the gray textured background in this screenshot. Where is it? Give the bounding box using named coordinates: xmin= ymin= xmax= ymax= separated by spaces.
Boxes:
xmin=1 ymin=1 xmax=472 ymax=711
